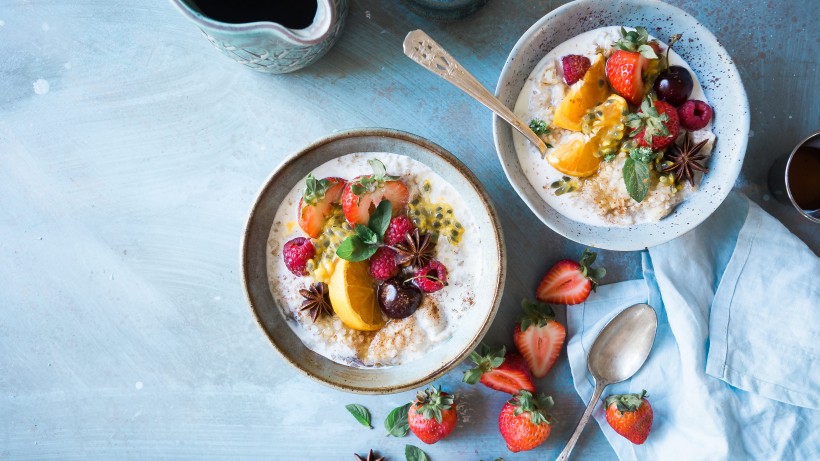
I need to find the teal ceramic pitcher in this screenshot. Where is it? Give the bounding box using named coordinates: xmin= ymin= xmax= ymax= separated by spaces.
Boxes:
xmin=170 ymin=0 xmax=349 ymax=74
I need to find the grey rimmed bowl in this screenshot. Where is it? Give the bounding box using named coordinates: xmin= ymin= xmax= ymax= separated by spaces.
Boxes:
xmin=493 ymin=0 xmax=749 ymax=251
xmin=241 ymin=128 xmax=505 ymax=394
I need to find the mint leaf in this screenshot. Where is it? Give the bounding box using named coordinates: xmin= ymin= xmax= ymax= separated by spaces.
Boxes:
xmin=385 ymin=403 xmax=411 ymax=437
xmin=368 ymin=200 xmax=392 ymax=240
xmin=528 ymin=119 xmax=550 ymax=135
xmin=345 ymin=404 xmax=373 ymax=429
xmin=369 ymin=158 xmax=387 ymax=178
xmin=355 ymin=224 xmax=378 ymax=245
xmin=405 ymin=445 xmax=429 ymax=461
xmin=623 ymin=157 xmax=651 ymax=202
xmin=336 ymin=236 xmax=378 ymax=262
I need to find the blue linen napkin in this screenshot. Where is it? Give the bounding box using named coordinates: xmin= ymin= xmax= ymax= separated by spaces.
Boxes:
xmin=567 ymin=192 xmax=820 ymax=460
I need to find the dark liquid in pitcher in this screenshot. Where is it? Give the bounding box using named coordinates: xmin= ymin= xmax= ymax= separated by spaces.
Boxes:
xmin=193 ymin=0 xmax=318 ymax=29
xmin=788 ymin=145 xmax=820 ymax=211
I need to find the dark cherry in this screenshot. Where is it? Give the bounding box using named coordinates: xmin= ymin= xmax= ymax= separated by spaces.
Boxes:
xmin=377 ymin=277 xmax=423 ymax=319
xmin=653 ymin=66 xmax=694 ymax=107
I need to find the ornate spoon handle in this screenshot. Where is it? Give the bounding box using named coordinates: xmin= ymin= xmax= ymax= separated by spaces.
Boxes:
xmin=402 ymin=29 xmax=547 ymax=155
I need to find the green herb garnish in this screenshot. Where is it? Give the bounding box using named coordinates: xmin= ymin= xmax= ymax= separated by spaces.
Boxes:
xmin=345 ymin=403 xmax=373 ymax=429
xmin=350 ymin=159 xmax=400 ymax=200
xmin=622 ymin=146 xmax=657 ymax=202
xmin=405 ymin=444 xmax=430 ymax=461
xmin=529 ymin=119 xmax=550 ymax=136
xmin=336 ymin=200 xmax=392 ymax=261
xmin=385 ymin=403 xmax=411 ymax=437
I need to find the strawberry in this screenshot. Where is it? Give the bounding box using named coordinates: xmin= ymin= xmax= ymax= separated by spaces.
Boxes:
xmin=297 ymin=175 xmax=345 ymax=238
xmin=498 ymin=390 xmax=554 ymax=453
xmin=341 ymin=159 xmax=409 ymax=226
xmin=536 ymin=248 xmax=606 ymax=305
xmin=407 ymin=386 xmax=457 ymax=444
xmin=605 ymin=390 xmax=653 ymax=444
xmin=463 ymin=344 xmax=535 ymax=395
xmin=627 ymin=97 xmax=680 ymax=150
xmin=605 ymin=50 xmax=648 ymax=106
xmin=561 ymin=54 xmax=592 ymax=85
xmin=513 ymin=299 xmax=566 ymax=378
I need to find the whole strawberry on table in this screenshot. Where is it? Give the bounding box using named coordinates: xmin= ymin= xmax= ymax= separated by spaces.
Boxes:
xmin=605 ymin=390 xmax=654 ymax=444
xmin=407 ymin=386 xmax=458 ymax=444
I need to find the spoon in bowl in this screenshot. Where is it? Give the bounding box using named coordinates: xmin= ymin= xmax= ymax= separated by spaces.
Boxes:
xmin=556 ymin=303 xmax=658 ymax=461
xmin=402 ymin=30 xmax=548 ymax=155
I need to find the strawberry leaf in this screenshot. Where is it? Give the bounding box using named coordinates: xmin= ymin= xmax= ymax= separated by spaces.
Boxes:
xmin=385 ymin=403 xmax=411 ymax=437
xmin=345 ymin=403 xmax=373 ymax=429
xmin=302 ymin=173 xmax=333 ymax=206
xmin=405 ymin=445 xmax=429 ymax=461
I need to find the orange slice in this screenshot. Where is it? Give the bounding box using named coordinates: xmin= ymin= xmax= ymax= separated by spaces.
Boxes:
xmin=328 ymin=259 xmax=384 ymax=331
xmin=548 ymin=95 xmax=628 ymax=177
xmin=552 ymin=54 xmax=610 ymax=132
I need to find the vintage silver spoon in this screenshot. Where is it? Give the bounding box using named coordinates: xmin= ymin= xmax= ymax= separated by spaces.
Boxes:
xmin=556 ymin=303 xmax=658 ymax=461
xmin=402 ymin=29 xmax=548 ymax=155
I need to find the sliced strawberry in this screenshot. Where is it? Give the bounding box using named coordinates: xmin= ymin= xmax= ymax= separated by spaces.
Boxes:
xmin=463 ymin=344 xmax=535 ymax=395
xmin=536 ymin=249 xmax=606 ymax=305
xmin=341 ymin=178 xmax=409 ymax=226
xmin=513 ymin=300 xmax=566 ymax=378
xmin=297 ymin=176 xmax=345 ymax=238
xmin=605 ymin=50 xmax=648 ymax=106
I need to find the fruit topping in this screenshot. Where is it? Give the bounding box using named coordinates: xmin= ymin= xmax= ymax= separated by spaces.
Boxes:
xmin=408 ymin=386 xmax=458 ymax=444
xmin=653 ymin=65 xmax=693 ymax=107
xmin=661 ymin=131 xmax=711 ymax=186
xmin=561 ymin=54 xmax=592 ymax=86
xmin=605 ymin=390 xmax=653 ymax=445
xmin=394 ymin=229 xmax=436 ymax=269
xmin=384 ymin=215 xmax=416 ymax=246
xmin=548 ymin=94 xmax=628 ymax=177
xmin=463 ymin=344 xmax=536 ymax=395
xmin=606 ymin=50 xmax=649 ymax=106
xmin=377 ymin=277 xmax=423 ymax=319
xmin=677 ymin=99 xmax=713 ymax=131
xmin=498 ymin=390 xmax=554 ymax=453
xmin=550 ymin=176 xmax=580 ymax=195
xmin=411 ymin=260 xmax=448 ymax=293
xmin=407 ymin=184 xmax=464 ymax=244
xmin=528 ymin=118 xmax=551 ymax=136
xmin=298 ymin=175 xmax=346 ymax=238
xmin=283 ymin=237 xmax=315 ymax=276
xmin=298 ymin=282 xmax=333 ymax=322
xmin=341 ymin=159 xmax=409 ymax=226
xmin=536 ymin=249 xmax=606 ymax=305
xmin=328 ymin=259 xmax=384 ymax=331
xmin=553 ymin=54 xmax=609 ymax=132
xmin=336 ymin=201 xmax=392 ymax=262
xmin=513 ymin=299 xmax=566 ymax=378
xmin=627 ymin=97 xmax=680 ymax=150
xmin=368 ymin=246 xmax=399 ymax=281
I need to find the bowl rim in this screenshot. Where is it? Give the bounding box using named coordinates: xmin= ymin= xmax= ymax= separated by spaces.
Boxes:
xmin=492 ymin=0 xmax=750 ymax=251
xmin=240 ymin=127 xmax=506 ymax=393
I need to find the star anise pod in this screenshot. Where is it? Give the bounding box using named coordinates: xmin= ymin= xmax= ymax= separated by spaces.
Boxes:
xmin=299 ymin=282 xmax=333 ymax=322
xmin=393 ymin=229 xmax=436 ymax=268
xmin=661 ymin=132 xmax=711 ymax=186
xmin=354 ymin=449 xmax=384 ymax=461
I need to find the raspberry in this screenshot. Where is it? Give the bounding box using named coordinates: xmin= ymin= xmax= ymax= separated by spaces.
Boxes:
xmin=384 ymin=215 xmax=416 ymax=246
xmin=368 ymin=247 xmax=399 ymax=281
xmin=283 ymin=237 xmax=315 ymax=276
xmin=561 ymin=54 xmax=592 ymax=85
xmin=677 ymin=100 xmax=713 ymax=131
xmin=412 ymin=260 xmax=448 ymax=293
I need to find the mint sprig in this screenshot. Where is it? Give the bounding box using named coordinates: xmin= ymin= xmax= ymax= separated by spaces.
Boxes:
xmin=345 ymin=403 xmax=373 ymax=429
xmin=335 ymin=200 xmax=392 ymax=262
xmin=385 ymin=403 xmax=411 ymax=437
xmin=623 ymin=146 xmax=657 ymax=202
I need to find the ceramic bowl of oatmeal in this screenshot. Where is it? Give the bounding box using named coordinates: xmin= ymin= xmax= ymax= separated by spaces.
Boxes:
xmin=242 ymin=128 xmax=505 ymax=394
xmin=493 ymin=0 xmax=749 ymax=250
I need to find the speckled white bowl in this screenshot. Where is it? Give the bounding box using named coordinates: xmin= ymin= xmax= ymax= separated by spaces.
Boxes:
xmin=493 ymin=0 xmax=749 ymax=250
xmin=242 ymin=129 xmax=505 ymax=394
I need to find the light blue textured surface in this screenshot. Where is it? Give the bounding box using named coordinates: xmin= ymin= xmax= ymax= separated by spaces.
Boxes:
xmin=1 ymin=0 xmax=817 ymax=459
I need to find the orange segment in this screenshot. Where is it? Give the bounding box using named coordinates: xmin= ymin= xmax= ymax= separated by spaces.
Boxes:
xmin=328 ymin=259 xmax=384 ymax=331
xmin=548 ymin=95 xmax=628 ymax=178
xmin=552 ymin=54 xmax=610 ymax=132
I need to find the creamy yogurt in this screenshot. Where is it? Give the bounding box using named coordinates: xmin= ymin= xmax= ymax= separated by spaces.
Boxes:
xmin=266 ymin=152 xmax=482 ymax=368
xmin=513 ymin=26 xmax=715 ymax=226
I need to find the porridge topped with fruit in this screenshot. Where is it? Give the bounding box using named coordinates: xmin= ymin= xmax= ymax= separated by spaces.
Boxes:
xmin=514 ymin=26 xmax=716 ymax=226
xmin=266 ymin=153 xmax=481 ymax=367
